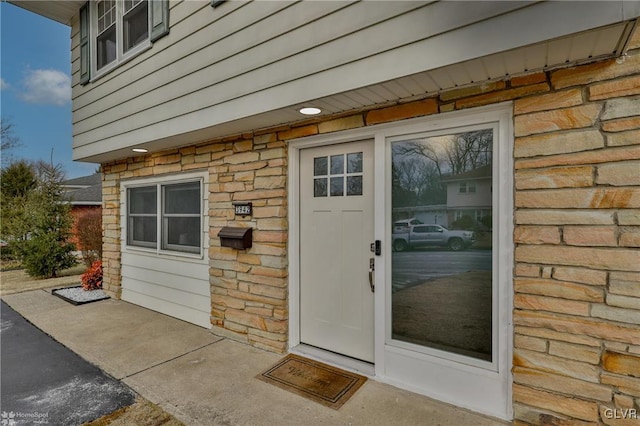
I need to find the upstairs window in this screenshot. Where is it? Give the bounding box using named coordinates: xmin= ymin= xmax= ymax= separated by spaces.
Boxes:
xmin=96 ymin=0 xmax=118 ymax=69
xmin=80 ymin=0 xmax=169 ymax=84
xmin=123 ymin=0 xmax=149 ymax=52
xmin=94 ymin=0 xmax=149 ymax=71
xmin=468 ymin=182 xmax=476 ymax=193
xmin=459 ymin=181 xmax=476 ymax=193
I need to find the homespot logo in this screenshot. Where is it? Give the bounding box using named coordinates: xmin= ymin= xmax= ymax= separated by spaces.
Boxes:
xmin=1 ymin=411 xmax=49 ymax=425
xmin=603 ymin=408 xmax=638 ymax=420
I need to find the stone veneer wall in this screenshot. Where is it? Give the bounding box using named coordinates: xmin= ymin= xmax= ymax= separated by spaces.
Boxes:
xmin=102 ymin=30 xmax=640 ymax=424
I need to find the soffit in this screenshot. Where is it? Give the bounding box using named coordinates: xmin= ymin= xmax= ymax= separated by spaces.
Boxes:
xmin=288 ymin=21 xmax=634 ymax=119
xmin=8 ymin=1 xmax=84 ymax=26
xmin=77 ymin=19 xmax=635 ymax=163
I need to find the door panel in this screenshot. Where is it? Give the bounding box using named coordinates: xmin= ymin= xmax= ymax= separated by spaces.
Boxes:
xmin=299 ymin=140 xmax=374 ymax=362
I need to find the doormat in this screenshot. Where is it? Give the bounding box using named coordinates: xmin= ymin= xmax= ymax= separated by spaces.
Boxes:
xmin=256 ymin=354 xmax=367 ymax=409
xmin=52 ymin=286 xmax=110 ymax=305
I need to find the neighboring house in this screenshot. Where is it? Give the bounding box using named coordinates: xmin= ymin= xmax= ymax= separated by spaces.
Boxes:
xmin=62 ymin=173 xmax=102 ymax=251
xmin=11 ymin=1 xmax=640 ymax=423
xmin=392 ymin=205 xmax=449 ymax=227
xmin=440 ymin=164 xmax=492 ymax=227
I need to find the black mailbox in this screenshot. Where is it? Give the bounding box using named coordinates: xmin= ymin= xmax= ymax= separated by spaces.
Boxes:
xmin=218 ymin=226 xmax=252 ymax=249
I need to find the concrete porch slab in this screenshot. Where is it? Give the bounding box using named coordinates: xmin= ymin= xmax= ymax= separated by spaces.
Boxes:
xmin=2 ymin=289 xmax=508 ymax=425
xmin=124 ymin=339 xmax=507 ymax=426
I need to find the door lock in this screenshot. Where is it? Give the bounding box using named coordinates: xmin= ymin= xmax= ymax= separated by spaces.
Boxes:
xmin=370 ymin=240 xmax=382 ymax=256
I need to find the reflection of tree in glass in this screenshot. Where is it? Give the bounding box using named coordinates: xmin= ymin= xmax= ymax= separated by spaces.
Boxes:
xmin=392 ymin=129 xmax=492 ymax=208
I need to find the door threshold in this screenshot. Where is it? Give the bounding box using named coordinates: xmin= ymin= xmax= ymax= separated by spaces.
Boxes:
xmin=290 ymin=344 xmax=375 ymax=377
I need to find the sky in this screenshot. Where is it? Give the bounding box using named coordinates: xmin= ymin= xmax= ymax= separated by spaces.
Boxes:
xmin=1 ymin=2 xmax=97 ymax=179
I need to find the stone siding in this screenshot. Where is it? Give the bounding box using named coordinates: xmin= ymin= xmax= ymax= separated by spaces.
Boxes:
xmin=102 ymin=36 xmax=640 ymax=423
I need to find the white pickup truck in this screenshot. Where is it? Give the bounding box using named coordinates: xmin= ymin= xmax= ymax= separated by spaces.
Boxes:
xmin=392 ymin=223 xmax=475 ymax=252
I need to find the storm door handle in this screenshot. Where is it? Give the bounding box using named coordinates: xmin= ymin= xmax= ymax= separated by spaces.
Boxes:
xmin=368 ymin=258 xmax=375 ymax=293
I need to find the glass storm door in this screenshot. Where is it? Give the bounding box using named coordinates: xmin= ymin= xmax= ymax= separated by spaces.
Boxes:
xmin=390 ymin=128 xmax=494 ymax=362
xmin=299 ymin=140 xmax=375 ymax=362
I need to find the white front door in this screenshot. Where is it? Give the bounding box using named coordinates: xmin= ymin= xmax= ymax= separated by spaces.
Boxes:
xmin=299 ymin=140 xmax=375 ymax=362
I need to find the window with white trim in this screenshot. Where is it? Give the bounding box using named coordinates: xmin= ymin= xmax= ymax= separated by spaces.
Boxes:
xmin=127 ymin=180 xmax=202 ymax=254
xmin=80 ymin=0 xmax=169 ymax=83
xmin=94 ymin=0 xmax=149 ymax=72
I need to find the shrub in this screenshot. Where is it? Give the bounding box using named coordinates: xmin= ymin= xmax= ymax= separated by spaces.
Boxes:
xmin=76 ymin=209 xmax=102 ymax=266
xmin=81 ymin=260 xmax=103 ymax=291
xmin=22 ymin=233 xmax=77 ymax=278
xmin=451 ymin=215 xmax=474 ymax=230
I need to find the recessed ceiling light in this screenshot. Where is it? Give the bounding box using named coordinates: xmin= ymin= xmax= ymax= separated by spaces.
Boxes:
xmin=299 ymin=107 xmax=322 ymax=115
xmin=132 ymin=148 xmax=148 ymax=153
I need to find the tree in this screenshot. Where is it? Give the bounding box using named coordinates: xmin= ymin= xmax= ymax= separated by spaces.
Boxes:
xmin=1 ymin=160 xmax=36 ymax=197
xmin=391 ymin=129 xmax=493 ymax=209
xmin=17 ymin=162 xmax=77 ymax=277
xmin=1 ymin=117 xmax=22 ymax=167
xmin=0 ymin=161 xmax=37 ymax=247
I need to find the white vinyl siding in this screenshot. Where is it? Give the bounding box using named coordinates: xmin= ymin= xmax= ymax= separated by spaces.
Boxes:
xmin=69 ymin=1 xmax=638 ymax=161
xmin=121 ymin=253 xmax=210 ymax=328
xmin=120 ymin=171 xmax=209 ymax=328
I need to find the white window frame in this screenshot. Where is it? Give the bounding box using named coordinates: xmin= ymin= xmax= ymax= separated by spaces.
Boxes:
xmin=121 ymin=172 xmax=207 ymax=260
xmin=90 ymin=0 xmax=152 ymax=79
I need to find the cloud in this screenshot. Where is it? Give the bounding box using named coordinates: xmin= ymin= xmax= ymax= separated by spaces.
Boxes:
xmin=0 ymin=78 xmax=8 ymax=90
xmin=20 ymin=69 xmax=71 ymax=106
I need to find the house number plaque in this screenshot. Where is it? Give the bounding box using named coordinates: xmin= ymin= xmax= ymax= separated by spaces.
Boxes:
xmin=233 ymin=202 xmax=252 ymax=217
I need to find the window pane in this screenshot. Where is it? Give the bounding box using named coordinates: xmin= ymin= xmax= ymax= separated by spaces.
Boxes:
xmin=314 ymin=178 xmax=327 ymax=197
xmin=164 ymin=217 xmax=201 ymax=250
xmin=123 ymin=0 xmax=149 ymax=52
xmin=346 ymin=176 xmax=362 ymax=196
xmin=330 ymin=177 xmax=343 ymax=196
xmin=347 ymin=152 xmax=363 ymax=173
xmin=129 ymin=186 xmax=157 ymax=214
xmin=314 ymin=157 xmax=327 ymax=176
xmin=164 ymin=182 xmax=200 ymax=214
xmin=330 ymin=155 xmax=344 ymax=175
xmin=391 ymin=128 xmax=493 ymax=362
xmin=129 ymin=216 xmax=156 ymax=246
xmin=97 ymin=25 xmax=116 ymax=69
xmin=97 ymin=0 xmax=115 ymax=33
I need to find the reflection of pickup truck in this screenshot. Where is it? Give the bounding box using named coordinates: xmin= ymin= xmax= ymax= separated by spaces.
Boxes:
xmin=392 ymin=224 xmax=475 ymax=252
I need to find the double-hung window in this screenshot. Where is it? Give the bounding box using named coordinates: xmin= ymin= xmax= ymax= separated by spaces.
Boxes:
xmin=127 ymin=180 xmax=202 ymax=255
xmin=80 ymin=0 xmax=169 ymax=83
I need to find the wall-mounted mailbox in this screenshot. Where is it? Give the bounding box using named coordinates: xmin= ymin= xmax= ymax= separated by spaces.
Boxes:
xmin=218 ymin=227 xmax=252 ymax=249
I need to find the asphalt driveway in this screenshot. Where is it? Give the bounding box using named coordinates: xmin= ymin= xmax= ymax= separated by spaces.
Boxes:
xmin=0 ymin=300 xmax=135 ymax=425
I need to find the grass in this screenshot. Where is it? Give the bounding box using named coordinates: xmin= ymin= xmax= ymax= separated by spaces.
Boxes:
xmin=0 ymin=259 xmax=85 ymax=275
xmin=82 ymin=399 xmax=185 ymax=426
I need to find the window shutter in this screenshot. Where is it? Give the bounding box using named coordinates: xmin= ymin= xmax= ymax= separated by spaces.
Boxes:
xmin=79 ymin=2 xmax=90 ymax=85
xmin=150 ymin=0 xmax=170 ymax=42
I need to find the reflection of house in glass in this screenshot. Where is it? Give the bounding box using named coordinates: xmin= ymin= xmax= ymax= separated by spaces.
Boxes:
xmin=392 ymin=164 xmax=492 ymax=229
xmin=440 ymin=165 xmax=492 ymax=229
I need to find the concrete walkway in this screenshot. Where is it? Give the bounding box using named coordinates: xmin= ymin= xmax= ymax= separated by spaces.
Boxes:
xmin=1 ymin=290 xmax=508 ymax=426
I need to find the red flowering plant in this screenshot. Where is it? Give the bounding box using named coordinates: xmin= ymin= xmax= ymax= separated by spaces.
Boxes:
xmin=81 ymin=260 xmax=103 ymax=291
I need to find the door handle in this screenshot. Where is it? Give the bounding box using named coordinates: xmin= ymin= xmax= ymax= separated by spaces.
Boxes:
xmin=368 ymin=258 xmax=375 ymax=293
